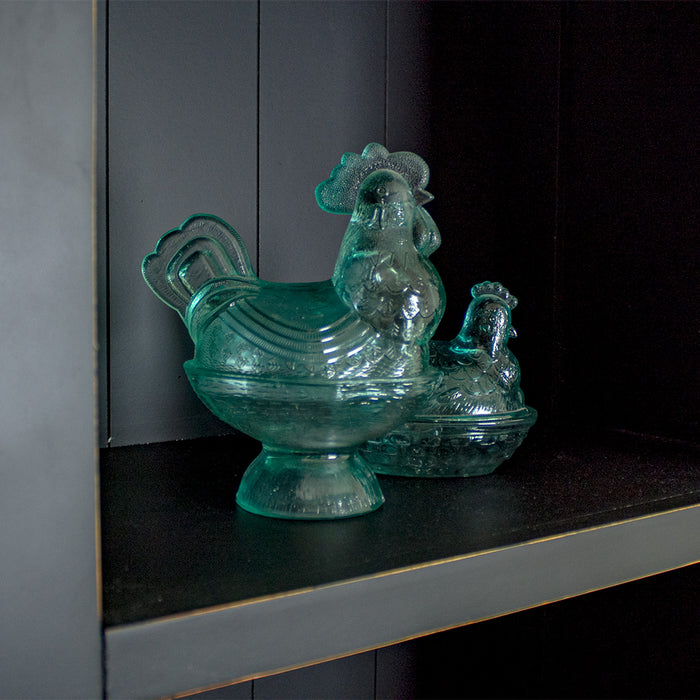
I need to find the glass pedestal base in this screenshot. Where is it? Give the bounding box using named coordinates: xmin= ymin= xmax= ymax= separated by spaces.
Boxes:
xmin=236 ymin=447 xmax=385 ymax=520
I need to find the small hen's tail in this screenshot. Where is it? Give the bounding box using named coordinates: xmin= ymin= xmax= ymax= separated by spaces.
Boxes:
xmin=142 ymin=214 xmax=256 ymax=317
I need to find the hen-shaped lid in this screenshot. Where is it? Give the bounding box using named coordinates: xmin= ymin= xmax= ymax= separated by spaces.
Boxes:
xmin=425 ymin=282 xmax=526 ymax=416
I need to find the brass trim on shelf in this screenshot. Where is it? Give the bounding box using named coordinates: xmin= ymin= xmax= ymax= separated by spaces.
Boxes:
xmin=172 ymin=557 xmax=700 ymax=698
xmin=108 ymin=501 xmax=700 ymax=633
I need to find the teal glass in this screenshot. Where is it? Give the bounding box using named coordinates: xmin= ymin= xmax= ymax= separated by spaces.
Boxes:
xmin=143 ymin=144 xmax=445 ymax=519
xmin=363 ymin=282 xmax=537 ymax=477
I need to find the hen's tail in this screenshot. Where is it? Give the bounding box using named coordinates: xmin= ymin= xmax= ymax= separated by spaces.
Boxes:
xmin=142 ymin=214 xmax=256 ymax=317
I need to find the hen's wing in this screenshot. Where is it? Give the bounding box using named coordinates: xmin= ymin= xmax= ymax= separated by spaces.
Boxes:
xmin=428 ymin=343 xmax=522 ymax=414
xmin=200 ymin=280 xmax=381 ymax=376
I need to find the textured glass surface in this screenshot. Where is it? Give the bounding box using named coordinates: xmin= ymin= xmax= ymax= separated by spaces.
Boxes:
xmin=426 ymin=281 xmax=524 ymax=415
xmin=362 ymin=408 xmax=537 ymax=477
xmin=315 ymin=142 xmax=433 ymax=214
xmin=185 ymin=366 xmax=437 ymax=518
xmin=142 ymin=144 xmax=445 ymax=518
xmin=363 ymin=282 xmax=536 ymax=477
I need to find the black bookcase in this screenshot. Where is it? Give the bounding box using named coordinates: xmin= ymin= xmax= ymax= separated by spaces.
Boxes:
xmin=100 ymin=3 xmax=699 ymax=698
xmin=2 ymin=2 xmax=697 ymax=699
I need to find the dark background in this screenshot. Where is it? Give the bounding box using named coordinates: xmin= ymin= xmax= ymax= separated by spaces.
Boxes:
xmin=406 ymin=5 xmax=699 ymax=696
xmin=424 ymin=2 xmax=698 ymax=441
xmin=401 ymin=563 xmax=698 ymax=699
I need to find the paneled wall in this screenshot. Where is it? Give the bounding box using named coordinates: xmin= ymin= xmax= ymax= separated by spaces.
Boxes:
xmin=105 ymin=1 xmax=698 ymax=449
xmin=556 ymin=4 xmax=699 ymax=437
xmin=423 ymin=2 xmax=698 ymax=440
xmin=104 ymin=0 xmax=432 ymax=446
xmin=106 ymin=0 xmax=259 ymax=445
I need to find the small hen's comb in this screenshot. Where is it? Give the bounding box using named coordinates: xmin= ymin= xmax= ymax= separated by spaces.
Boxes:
xmin=315 ymin=143 xmax=432 ymax=214
xmin=471 ymin=281 xmax=518 ymax=310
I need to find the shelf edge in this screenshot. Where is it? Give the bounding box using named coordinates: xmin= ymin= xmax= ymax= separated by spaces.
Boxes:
xmin=106 ymin=503 xmax=700 ymax=699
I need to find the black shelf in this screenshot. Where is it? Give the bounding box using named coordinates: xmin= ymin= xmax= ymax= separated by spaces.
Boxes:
xmin=101 ymin=427 xmax=699 ymax=698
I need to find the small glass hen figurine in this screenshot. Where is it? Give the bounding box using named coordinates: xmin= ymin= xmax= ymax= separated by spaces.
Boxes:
xmin=363 ymin=281 xmax=537 ymax=477
xmin=142 ymin=144 xmax=445 ymax=519
xmin=428 ymin=282 xmax=524 ymax=415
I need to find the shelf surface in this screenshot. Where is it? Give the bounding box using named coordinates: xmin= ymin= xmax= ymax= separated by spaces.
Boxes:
xmin=100 ymin=427 xmax=700 ymax=697
xmin=101 ymin=426 xmax=699 ymax=627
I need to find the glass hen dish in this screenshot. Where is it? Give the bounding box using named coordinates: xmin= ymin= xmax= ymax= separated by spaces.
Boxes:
xmin=362 ymin=282 xmax=537 ymax=477
xmin=142 ymin=144 xmax=445 ymax=519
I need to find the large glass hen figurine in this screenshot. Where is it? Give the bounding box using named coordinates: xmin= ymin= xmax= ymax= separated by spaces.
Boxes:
xmin=142 ymin=144 xmax=445 ymax=519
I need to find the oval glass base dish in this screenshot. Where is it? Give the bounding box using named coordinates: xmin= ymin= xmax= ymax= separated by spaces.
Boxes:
xmin=185 ymin=363 xmax=438 ymax=518
xmin=362 ymin=407 xmax=537 ymax=478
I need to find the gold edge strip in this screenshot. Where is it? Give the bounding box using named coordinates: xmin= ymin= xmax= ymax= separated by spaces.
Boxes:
xmin=108 ymin=501 xmax=700 ymax=633
xmin=170 ymin=561 xmax=700 ymax=699
xmin=91 ymin=0 xmax=103 ymax=625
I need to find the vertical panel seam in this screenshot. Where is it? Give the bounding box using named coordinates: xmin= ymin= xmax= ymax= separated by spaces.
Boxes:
xmin=551 ymin=3 xmax=565 ymax=420
xmin=104 ymin=0 xmax=112 ymax=446
xmin=384 ymin=0 xmax=389 ymax=146
xmin=373 ymin=648 xmax=378 ymax=699
xmin=94 ymin=3 xmax=108 ymax=696
xmin=256 ymin=0 xmax=261 ymax=275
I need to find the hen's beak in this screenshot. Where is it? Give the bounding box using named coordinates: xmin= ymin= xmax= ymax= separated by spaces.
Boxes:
xmin=413 ymin=188 xmax=434 ymax=206
xmin=509 ymin=326 xmax=518 ymax=339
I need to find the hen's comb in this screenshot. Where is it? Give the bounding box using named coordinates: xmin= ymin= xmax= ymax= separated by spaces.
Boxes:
xmin=315 ymin=143 xmax=432 ymax=214
xmin=471 ymin=281 xmax=518 ymax=310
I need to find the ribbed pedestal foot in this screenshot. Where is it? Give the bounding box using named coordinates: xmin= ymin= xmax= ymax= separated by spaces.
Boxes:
xmin=236 ymin=447 xmax=385 ymax=520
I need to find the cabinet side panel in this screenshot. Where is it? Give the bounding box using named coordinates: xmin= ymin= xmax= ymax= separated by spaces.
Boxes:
xmin=258 ymin=1 xmax=386 ymax=283
xmin=0 ymin=2 xmax=102 ymax=696
xmin=108 ymin=0 xmax=258 ymax=445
